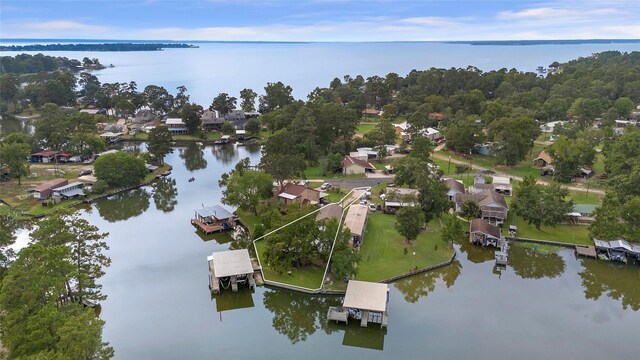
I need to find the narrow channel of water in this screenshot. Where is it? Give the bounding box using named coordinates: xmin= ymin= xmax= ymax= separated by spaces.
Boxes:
xmin=10 ymin=144 xmax=640 ymax=359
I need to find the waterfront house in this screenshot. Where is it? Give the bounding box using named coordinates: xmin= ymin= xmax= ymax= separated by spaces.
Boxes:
xmin=328 ymin=280 xmax=389 ymax=328
xmin=443 ymin=179 xmax=465 ymax=202
xmin=276 ymin=183 xmax=323 ymax=205
xmin=201 ymin=109 xmax=223 ymax=131
xmin=207 ymin=249 xmax=255 ymax=293
xmin=100 ymin=131 xmax=124 ymax=144
xmin=383 ymin=188 xmax=419 ymax=214
xmin=566 ymin=204 xmax=598 ymax=224
xmin=51 ymin=181 xmax=85 ymax=200
xmin=343 ymin=204 xmax=369 ymax=249
xmin=469 ymin=218 xmax=502 ymax=247
xmin=342 ymin=156 xmax=376 ymax=175
xmin=455 ymin=190 xmax=508 ymax=225
xmin=192 ymin=205 xmax=238 ymax=234
xmin=225 ymin=109 xmax=248 ymax=129
xmin=134 ymin=109 xmax=157 ymax=123
xmin=31 ymin=178 xmax=68 ymax=200
xmin=165 ymin=118 xmax=189 ymax=135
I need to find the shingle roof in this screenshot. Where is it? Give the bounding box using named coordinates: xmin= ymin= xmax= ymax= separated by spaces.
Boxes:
xmin=316 ymin=204 xmax=343 ymax=222
xmin=534 ymin=150 xmax=553 ymax=165
xmin=443 ymin=179 xmax=465 ymax=194
xmin=469 ymin=218 xmax=502 ymax=239
xmin=341 ymin=156 xmax=375 ymax=170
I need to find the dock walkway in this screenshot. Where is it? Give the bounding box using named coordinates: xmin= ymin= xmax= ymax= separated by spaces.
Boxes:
xmin=576 ymin=245 xmax=597 ymax=258
xmin=192 ymin=219 xmax=224 ymax=234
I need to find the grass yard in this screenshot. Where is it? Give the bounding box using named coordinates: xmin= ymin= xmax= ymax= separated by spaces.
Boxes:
xmin=567 ymin=189 xmax=603 ymax=205
xmin=355 ymin=214 xmax=454 ymax=282
xmin=356 ymin=124 xmax=375 ymax=135
xmin=254 ymin=240 xmax=325 ymax=289
xmin=504 ymin=212 xmax=592 ymax=245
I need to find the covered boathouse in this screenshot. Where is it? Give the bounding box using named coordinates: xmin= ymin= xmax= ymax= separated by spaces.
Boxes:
xmin=191 ymin=205 xmax=238 ymax=234
xmin=207 ymin=249 xmax=256 ymax=293
xmin=327 ymin=280 xmax=389 ymax=328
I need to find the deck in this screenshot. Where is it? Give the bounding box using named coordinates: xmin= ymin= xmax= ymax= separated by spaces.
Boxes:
xmin=192 ymin=219 xmax=226 ymax=234
xmin=327 ymin=307 xmax=349 ymax=324
xmin=575 ymin=245 xmax=597 ymax=258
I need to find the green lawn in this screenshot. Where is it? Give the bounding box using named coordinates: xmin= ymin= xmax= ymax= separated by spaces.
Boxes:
xmin=504 ymin=211 xmax=592 ymax=245
xmin=355 ymin=214 xmax=454 ymax=282
xmin=567 ymin=189 xmax=603 ymax=205
xmin=236 ymin=208 xmax=261 ymax=235
xmin=356 ymin=124 xmax=375 ymax=135
xmin=254 ymin=240 xmax=325 ymax=289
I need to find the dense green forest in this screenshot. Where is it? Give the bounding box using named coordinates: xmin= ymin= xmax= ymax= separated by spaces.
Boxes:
xmin=0 ymin=53 xmax=105 ymax=74
xmin=0 ymin=42 xmax=198 ymax=52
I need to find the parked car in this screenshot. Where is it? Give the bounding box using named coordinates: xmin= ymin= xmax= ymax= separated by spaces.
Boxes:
xmin=78 ymin=169 xmax=93 ymax=176
xmin=368 ymin=203 xmax=376 ymax=212
xmin=320 ymin=183 xmax=331 ymax=190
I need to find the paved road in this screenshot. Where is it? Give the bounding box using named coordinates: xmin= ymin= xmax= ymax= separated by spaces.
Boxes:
xmin=431 ymin=152 xmax=605 ymax=195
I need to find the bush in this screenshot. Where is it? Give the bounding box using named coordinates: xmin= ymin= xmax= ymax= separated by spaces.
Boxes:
xmin=92 ymin=180 xmax=108 ymax=194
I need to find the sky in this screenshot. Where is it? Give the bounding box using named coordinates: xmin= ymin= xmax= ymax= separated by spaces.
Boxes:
xmin=1 ymin=0 xmax=639 ymax=42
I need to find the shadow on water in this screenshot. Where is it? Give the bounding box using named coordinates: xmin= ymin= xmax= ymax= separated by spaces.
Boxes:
xmin=152 ymin=177 xmax=178 ymax=213
xmin=579 ymin=257 xmax=640 ymax=311
xmin=180 ymin=142 xmax=207 ymax=171
xmin=458 ymin=241 xmax=495 ymax=264
xmin=211 ymin=144 xmax=238 ymax=165
xmin=93 ymin=188 xmax=150 ymax=223
xmin=327 ymin=321 xmax=387 ymax=351
xmin=393 ymin=259 xmax=462 ymax=303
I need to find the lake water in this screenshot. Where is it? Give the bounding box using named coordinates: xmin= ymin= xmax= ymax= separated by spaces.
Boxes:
xmin=34 ymin=143 xmax=634 ymax=359
xmin=2 ymin=41 xmax=640 ymax=104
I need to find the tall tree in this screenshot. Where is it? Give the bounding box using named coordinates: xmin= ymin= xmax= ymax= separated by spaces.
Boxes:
xmin=512 ymin=176 xmax=574 ymax=230
xmin=395 ymin=206 xmax=425 ymax=244
xmin=441 ymin=213 xmax=465 ymax=246
xmin=488 ymin=115 xmax=537 ymax=166
xmin=417 ymin=174 xmax=450 ymax=223
xmin=210 ymin=92 xmax=237 ymax=116
xmin=260 ymin=130 xmax=305 ymax=189
xmin=181 ymin=102 xmax=203 ymax=134
xmin=1 ymin=141 xmax=31 ymax=184
xmin=240 ymin=88 xmax=258 ymax=112
xmin=147 ymin=126 xmax=173 ymax=165
xmin=94 ymin=152 xmax=147 ymax=187
xmin=259 ymin=81 xmax=294 ymax=113
xmin=219 ymin=158 xmax=274 ymax=215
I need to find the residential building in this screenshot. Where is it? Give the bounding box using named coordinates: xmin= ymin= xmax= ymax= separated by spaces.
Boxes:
xmin=52 ymin=181 xmax=85 ymax=200
xmin=469 ymin=218 xmax=503 ymax=247
xmin=443 ymin=179 xmax=465 ymax=202
xmin=342 ymin=156 xmax=376 ymax=175
xmin=165 ymin=118 xmax=189 ymax=135
xmin=343 ymin=204 xmax=369 ymax=248
xmin=383 ymin=188 xmax=419 ymax=214
xmin=31 ymin=178 xmax=68 ymax=199
xmin=276 ymin=183 xmax=323 ymax=205
xmin=455 ymin=190 xmax=509 ymax=225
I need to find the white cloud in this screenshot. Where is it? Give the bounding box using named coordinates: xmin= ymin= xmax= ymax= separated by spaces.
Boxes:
xmin=497 ymin=7 xmax=618 ymax=20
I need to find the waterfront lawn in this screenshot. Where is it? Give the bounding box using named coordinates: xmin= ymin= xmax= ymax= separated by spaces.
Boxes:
xmin=355 ymin=214 xmax=454 ymax=282
xmin=504 ymin=213 xmax=592 ymax=245
xmin=567 ymin=189 xmax=603 ymax=205
xmin=254 ymin=240 xmax=325 ymax=289
xmin=236 ymin=208 xmax=261 ymax=235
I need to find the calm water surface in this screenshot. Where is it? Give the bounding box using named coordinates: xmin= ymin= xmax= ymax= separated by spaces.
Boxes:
xmin=64 ymin=144 xmax=639 ymax=359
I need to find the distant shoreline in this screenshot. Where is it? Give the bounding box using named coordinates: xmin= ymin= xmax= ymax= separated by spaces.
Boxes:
xmin=0 ymin=38 xmax=638 ymax=47
xmin=0 ymin=43 xmax=199 ymax=52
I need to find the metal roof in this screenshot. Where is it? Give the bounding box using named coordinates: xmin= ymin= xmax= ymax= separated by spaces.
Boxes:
xmin=210 ymin=249 xmax=254 ymax=278
xmin=343 ymin=204 xmax=368 ymax=237
xmin=52 ymin=181 xmax=83 ymax=192
xmin=194 ymin=205 xmax=234 ymax=220
xmin=343 ymin=280 xmax=389 ymax=312
xmin=278 ymin=192 xmax=298 ymax=200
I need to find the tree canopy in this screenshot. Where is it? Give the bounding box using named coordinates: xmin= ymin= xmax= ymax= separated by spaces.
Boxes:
xmin=94 ymin=152 xmax=147 ymax=188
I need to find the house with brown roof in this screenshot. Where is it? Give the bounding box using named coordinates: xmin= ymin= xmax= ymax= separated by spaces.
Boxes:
xmin=343 ymin=204 xmax=369 ymax=248
xmin=30 ymin=178 xmax=68 ymax=200
xmin=469 ymin=218 xmax=503 ymax=247
xmin=276 ymin=183 xmax=323 ymax=205
xmin=533 ymin=150 xmax=553 ymax=167
xmin=361 ymin=109 xmax=381 ymax=118
xmin=455 ymin=190 xmax=508 ymax=225
xmin=443 ymin=179 xmax=465 ymax=202
xmin=30 ymin=150 xmax=60 ymax=163
xmin=316 ymin=204 xmax=343 ymax=222
xmin=342 ymin=156 xmax=376 ymax=175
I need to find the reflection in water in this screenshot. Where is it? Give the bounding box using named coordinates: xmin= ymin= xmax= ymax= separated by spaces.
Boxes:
xmin=211 ymin=144 xmax=237 ymax=165
xmin=579 ymin=259 xmax=640 ymax=311
xmin=263 ymin=290 xmax=341 ymax=344
xmin=509 ymin=243 xmax=566 ymax=279
xmin=243 ymin=141 xmax=261 ymax=154
xmin=94 ymin=188 xmax=150 ymax=222
xmin=394 ymin=260 xmax=462 ymax=303
xmin=152 ymin=177 xmax=178 ymax=213
xmin=329 ymin=322 xmax=387 ymax=351
xmin=458 ymin=241 xmax=495 ymax=264
xmin=213 ymin=288 xmax=255 ymax=313
xmin=180 ymin=143 xmax=207 ymax=171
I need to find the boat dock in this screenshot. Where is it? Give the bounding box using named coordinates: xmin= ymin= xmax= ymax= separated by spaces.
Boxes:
xmin=192 ymin=205 xmax=237 ymax=234
xmin=207 ymin=249 xmax=256 ymax=293
xmin=328 ymin=280 xmax=389 ymax=329
xmin=575 ymin=245 xmax=597 ymax=258
xmin=495 ymin=237 xmax=509 ymax=266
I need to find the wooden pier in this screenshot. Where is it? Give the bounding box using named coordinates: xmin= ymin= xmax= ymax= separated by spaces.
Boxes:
xmin=328 ymin=280 xmax=389 ymax=329
xmin=192 ymin=219 xmax=225 ymax=234
xmin=575 ymin=245 xmax=597 ymax=258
